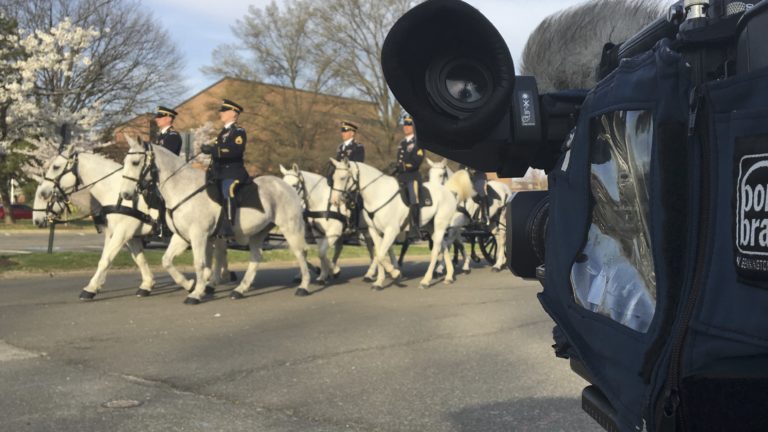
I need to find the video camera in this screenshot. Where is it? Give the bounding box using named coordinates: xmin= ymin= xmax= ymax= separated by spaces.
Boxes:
xmin=382 ymin=0 xmax=768 ymax=430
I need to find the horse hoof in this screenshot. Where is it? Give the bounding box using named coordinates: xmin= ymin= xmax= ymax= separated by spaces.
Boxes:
xmin=136 ymin=289 xmax=151 ymax=298
xmin=183 ymin=297 xmax=201 ymax=305
xmin=229 ymin=291 xmax=245 ymax=300
xmin=420 ymin=283 xmax=430 ymax=289
xmin=371 ymin=285 xmax=384 ymax=291
xmin=362 ymin=276 xmax=374 ymax=283
xmin=444 ymin=279 xmax=455 ymax=285
xmin=295 ymin=288 xmax=311 ymax=297
xmin=228 ymin=271 xmax=238 ymax=282
xmin=316 ymin=279 xmax=327 ymax=286
xmin=491 ymin=267 xmax=502 ymax=273
xmin=332 ymin=270 xmax=341 ymax=279
xmin=79 ymin=290 xmax=96 ymax=301
xmin=464 ymin=268 xmax=471 ymax=274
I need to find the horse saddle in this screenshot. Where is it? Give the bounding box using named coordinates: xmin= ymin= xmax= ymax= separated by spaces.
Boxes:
xmin=399 ymin=183 xmax=433 ymax=207
xmin=206 ymin=178 xmax=264 ymax=212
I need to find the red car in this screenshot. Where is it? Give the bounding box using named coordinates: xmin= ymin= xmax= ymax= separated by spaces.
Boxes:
xmin=0 ymin=204 xmax=33 ymax=220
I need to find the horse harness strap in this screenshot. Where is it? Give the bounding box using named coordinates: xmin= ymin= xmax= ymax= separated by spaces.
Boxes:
xmin=363 ymin=191 xmax=401 ymax=221
xmin=101 ymin=204 xmax=154 ymax=225
xmin=304 ymin=210 xmax=347 ymax=226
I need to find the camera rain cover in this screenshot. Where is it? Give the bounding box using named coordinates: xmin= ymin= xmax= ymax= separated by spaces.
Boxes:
xmin=571 ymin=111 xmax=656 ymax=333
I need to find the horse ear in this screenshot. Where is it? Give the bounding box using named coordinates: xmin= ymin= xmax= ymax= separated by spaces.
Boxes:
xmin=329 ymin=157 xmax=340 ymax=168
xmin=441 ymin=158 xmax=447 ymax=165
xmin=426 ymin=157 xmax=434 ymax=167
xmin=291 ymin=162 xmax=299 ymax=172
xmin=125 ymin=135 xmax=138 ymax=149
xmin=279 ymin=164 xmax=288 ymax=175
xmin=62 ymin=143 xmax=75 ymax=157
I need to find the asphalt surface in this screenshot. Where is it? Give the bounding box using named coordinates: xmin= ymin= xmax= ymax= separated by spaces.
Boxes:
xmin=0 ymin=262 xmax=601 ymax=432
xmin=1 ymin=230 xmax=106 ymax=254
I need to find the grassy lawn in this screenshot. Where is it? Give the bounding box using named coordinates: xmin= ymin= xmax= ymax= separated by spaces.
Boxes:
xmin=0 ymin=219 xmax=95 ymax=231
xmin=0 ymin=244 xmax=431 ymax=275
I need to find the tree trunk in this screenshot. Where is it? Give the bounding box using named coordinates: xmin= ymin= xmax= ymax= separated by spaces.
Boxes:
xmin=1 ymin=186 xmax=15 ymax=224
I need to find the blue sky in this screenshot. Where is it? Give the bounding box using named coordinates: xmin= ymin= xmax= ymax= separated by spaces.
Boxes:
xmin=142 ymin=0 xmax=594 ymax=98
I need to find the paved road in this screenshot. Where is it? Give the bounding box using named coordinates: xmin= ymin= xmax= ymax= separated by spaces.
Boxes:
xmin=0 ymin=230 xmax=106 ymax=254
xmin=0 ymin=262 xmax=600 ymax=432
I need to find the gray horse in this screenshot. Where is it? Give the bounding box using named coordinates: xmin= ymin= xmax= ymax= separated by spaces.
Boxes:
xmin=119 ymin=137 xmax=311 ymax=304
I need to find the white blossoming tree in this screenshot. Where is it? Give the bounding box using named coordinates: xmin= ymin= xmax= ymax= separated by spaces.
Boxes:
xmin=0 ymin=14 xmax=105 ymax=223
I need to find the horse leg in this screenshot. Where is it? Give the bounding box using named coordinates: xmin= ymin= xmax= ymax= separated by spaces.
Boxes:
xmin=316 ymin=235 xmax=332 ymax=284
xmin=441 ymin=228 xmax=456 ymax=284
xmin=420 ymin=226 xmax=450 ymax=288
xmin=161 ymin=234 xmax=194 ymax=292
xmin=203 ymin=239 xmax=215 ymax=284
xmin=184 ymin=231 xmax=211 ymax=304
xmin=282 ymin=226 xmax=311 ymax=297
xmin=363 ymin=227 xmax=382 ymax=283
xmin=373 ymin=228 xmax=401 ymax=289
xmin=327 ymin=232 xmax=343 ymax=278
xmin=230 ymin=231 xmax=268 ymax=299
xmin=126 ymin=237 xmax=155 ymax=297
xmin=214 ymin=237 xmax=236 ymax=282
xmin=493 ymin=226 xmax=506 ymax=271
xmin=79 ymin=226 xmax=133 ymax=300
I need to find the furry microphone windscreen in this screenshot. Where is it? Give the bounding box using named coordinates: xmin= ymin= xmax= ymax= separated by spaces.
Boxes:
xmin=520 ymin=0 xmax=666 ymax=92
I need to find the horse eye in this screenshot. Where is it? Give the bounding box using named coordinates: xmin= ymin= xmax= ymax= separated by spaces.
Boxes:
xmin=52 ymin=165 xmax=60 ymax=170
xmin=132 ymin=160 xmax=140 ymax=166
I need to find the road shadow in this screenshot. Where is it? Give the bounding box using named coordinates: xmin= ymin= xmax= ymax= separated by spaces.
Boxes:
xmin=449 ymin=397 xmax=601 ymax=432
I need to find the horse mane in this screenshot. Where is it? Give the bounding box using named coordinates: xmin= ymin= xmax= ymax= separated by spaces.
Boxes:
xmin=445 ymin=170 xmax=474 ymax=202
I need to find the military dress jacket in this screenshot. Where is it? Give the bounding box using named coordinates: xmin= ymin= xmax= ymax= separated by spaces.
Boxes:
xmin=335 ymin=140 xmax=365 ymax=162
xmin=208 ymin=124 xmax=249 ymax=180
xmin=395 ymin=136 xmax=424 ymax=183
xmin=157 ymin=127 xmax=182 ymax=156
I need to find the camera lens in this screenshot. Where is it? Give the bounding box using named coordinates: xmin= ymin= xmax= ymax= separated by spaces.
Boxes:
xmin=445 ymin=63 xmax=488 ymax=104
xmin=426 ymin=57 xmax=493 ymax=118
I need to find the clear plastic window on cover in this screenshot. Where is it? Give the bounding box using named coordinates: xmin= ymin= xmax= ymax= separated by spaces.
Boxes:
xmin=571 ymin=111 xmax=656 ymax=333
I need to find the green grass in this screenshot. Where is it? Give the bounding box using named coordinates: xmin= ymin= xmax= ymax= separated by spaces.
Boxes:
xmin=0 ymin=244 xmax=431 ymax=274
xmin=0 ymin=219 xmax=95 ymax=231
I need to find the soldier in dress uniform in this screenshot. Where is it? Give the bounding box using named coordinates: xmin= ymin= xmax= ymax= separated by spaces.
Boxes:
xmin=330 ymin=121 xmax=365 ymax=236
xmin=200 ymin=99 xmax=249 ymax=237
xmin=154 ymin=106 xmax=182 ymax=156
xmin=335 ymin=121 xmax=365 ymax=162
xmin=150 ymin=106 xmax=182 ymax=237
xmin=395 ymin=114 xmax=424 ymax=241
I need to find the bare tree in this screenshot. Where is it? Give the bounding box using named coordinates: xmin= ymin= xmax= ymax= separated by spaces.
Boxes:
xmin=0 ymin=0 xmax=186 ymax=129
xmin=316 ymin=0 xmax=417 ymax=161
xmin=204 ymin=0 xmax=349 ymax=173
xmin=520 ymin=0 xmax=664 ymax=92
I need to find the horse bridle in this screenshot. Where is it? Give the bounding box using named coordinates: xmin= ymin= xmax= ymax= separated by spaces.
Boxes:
xmin=123 ymin=144 xmax=158 ymax=197
xmin=331 ymin=162 xmax=385 ymax=203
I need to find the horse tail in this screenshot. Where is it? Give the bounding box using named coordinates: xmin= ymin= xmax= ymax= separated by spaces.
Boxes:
xmin=445 ymin=170 xmax=474 ymax=203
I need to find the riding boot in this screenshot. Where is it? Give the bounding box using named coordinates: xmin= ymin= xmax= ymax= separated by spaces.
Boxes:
xmin=407 ymin=204 xmax=421 ymax=241
xmin=219 ymin=197 xmax=236 ymax=238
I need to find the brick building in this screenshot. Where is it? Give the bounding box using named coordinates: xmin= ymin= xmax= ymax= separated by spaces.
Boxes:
xmin=111 ymin=77 xmax=382 ymax=175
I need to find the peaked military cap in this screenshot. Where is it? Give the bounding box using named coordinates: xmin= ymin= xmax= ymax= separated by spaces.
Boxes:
xmin=219 ymin=99 xmax=244 ymax=113
xmin=156 ymin=106 xmax=178 ymax=118
xmin=340 ymin=121 xmax=358 ymax=132
xmin=402 ymin=113 xmax=414 ymax=126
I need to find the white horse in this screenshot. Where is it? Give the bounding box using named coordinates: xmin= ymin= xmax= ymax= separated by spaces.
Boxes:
xmin=120 ymin=137 xmax=311 ymax=303
xmin=427 ymin=158 xmax=512 ymax=272
xmin=280 ymin=163 xmax=397 ymax=284
xmin=329 ymin=158 xmax=473 ymax=289
xmin=32 ymin=147 xmax=231 ymax=300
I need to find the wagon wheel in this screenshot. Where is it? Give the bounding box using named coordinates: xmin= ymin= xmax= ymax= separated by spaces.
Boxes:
xmin=478 ymin=234 xmax=497 ymax=265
